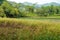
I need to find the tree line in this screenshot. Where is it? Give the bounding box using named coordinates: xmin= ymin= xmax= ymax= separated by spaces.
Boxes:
xmin=0 ymin=0 xmax=60 ymax=18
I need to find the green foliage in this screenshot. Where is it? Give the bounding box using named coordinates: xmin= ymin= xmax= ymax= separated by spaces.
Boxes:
xmin=0 ymin=0 xmax=60 ymax=18
xmin=0 ymin=6 xmax=6 ymax=17
xmin=1 ymin=1 xmax=20 ymax=18
xmin=0 ymin=0 xmax=6 ymax=5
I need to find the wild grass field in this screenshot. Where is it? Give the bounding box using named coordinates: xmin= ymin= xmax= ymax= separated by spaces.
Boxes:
xmin=0 ymin=18 xmax=60 ymax=40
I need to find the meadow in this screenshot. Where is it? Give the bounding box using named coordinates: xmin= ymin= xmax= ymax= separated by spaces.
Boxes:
xmin=0 ymin=18 xmax=60 ymax=40
xmin=0 ymin=0 xmax=60 ymax=40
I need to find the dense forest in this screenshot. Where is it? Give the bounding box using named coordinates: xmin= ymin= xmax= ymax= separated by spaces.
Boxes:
xmin=0 ymin=0 xmax=60 ymax=18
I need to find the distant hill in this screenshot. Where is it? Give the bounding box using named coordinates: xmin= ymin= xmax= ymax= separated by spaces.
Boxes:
xmin=9 ymin=1 xmax=60 ymax=8
xmin=22 ymin=2 xmax=33 ymax=6
xmin=42 ymin=2 xmax=60 ymax=6
xmin=22 ymin=2 xmax=60 ymax=8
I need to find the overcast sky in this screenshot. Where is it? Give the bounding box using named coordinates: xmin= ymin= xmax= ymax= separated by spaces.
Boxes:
xmin=8 ymin=0 xmax=60 ymax=4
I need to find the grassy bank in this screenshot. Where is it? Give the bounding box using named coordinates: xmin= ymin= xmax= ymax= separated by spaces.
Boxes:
xmin=0 ymin=18 xmax=60 ymax=40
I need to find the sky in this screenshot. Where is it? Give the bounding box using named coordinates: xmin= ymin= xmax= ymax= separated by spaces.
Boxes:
xmin=8 ymin=0 xmax=60 ymax=4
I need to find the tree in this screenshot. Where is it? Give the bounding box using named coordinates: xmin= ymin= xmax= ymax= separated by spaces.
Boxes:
xmin=0 ymin=6 xmax=6 ymax=17
xmin=0 ymin=0 xmax=7 ymax=5
xmin=1 ymin=1 xmax=20 ymax=18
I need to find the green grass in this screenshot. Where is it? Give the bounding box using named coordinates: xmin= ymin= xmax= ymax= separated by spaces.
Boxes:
xmin=0 ymin=18 xmax=60 ymax=40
